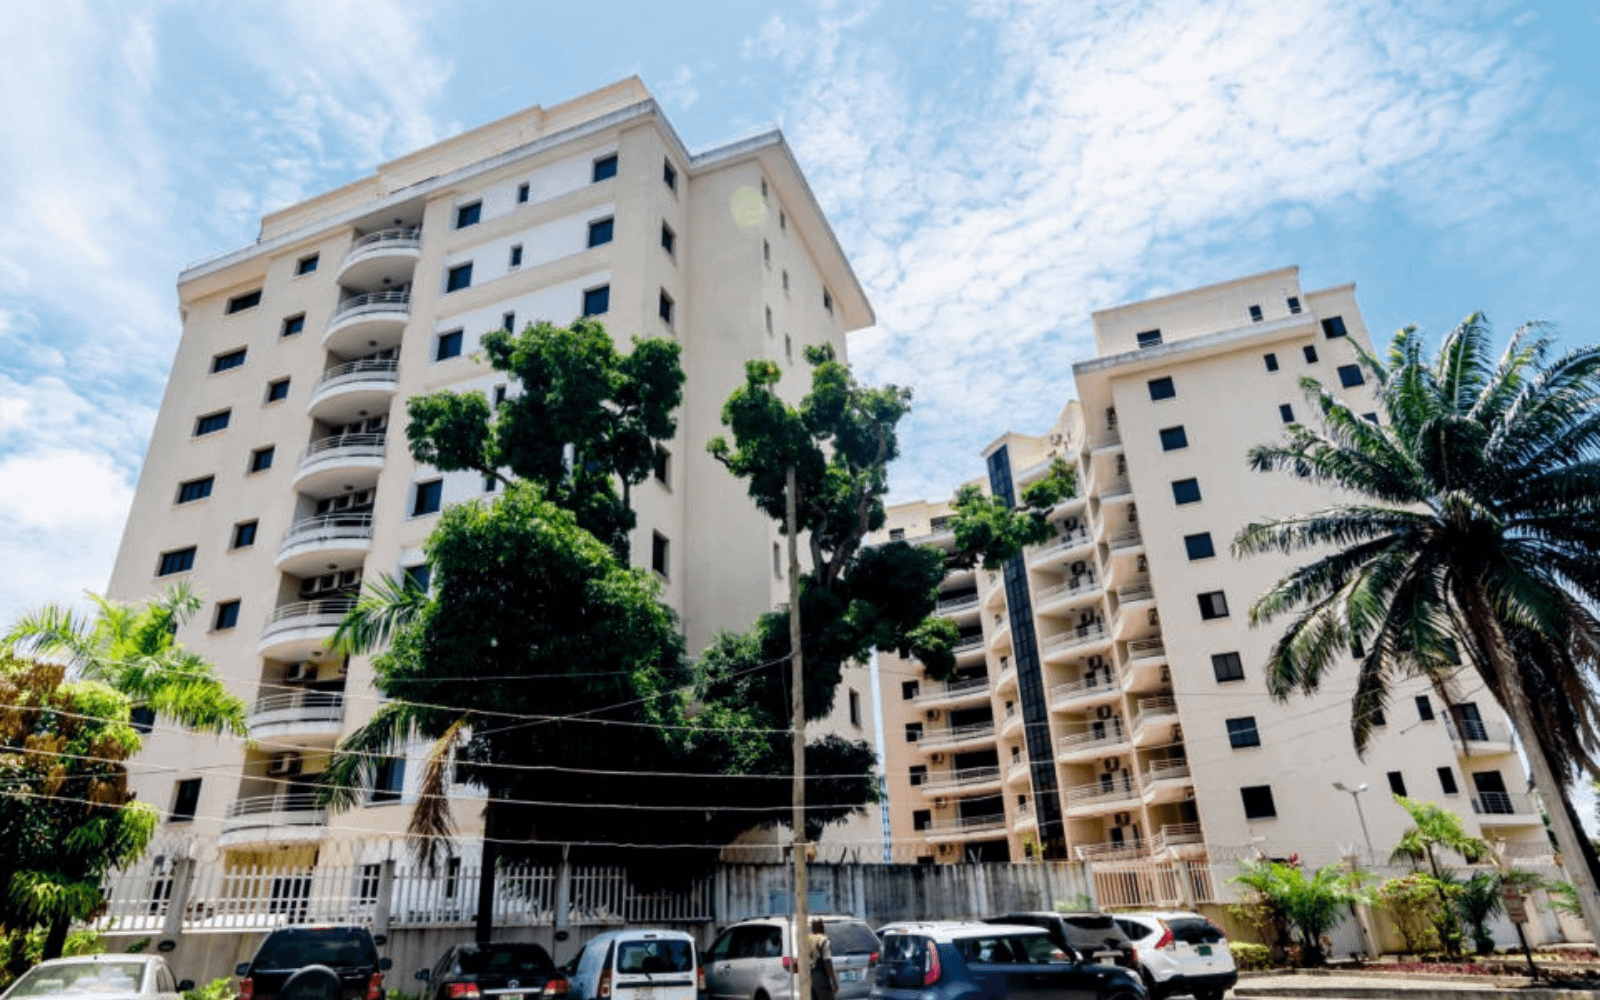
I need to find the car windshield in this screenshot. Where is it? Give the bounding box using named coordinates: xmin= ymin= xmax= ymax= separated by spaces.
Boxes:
xmin=459 ymin=945 xmax=554 ymax=976
xmin=956 ymin=934 xmax=1071 ymax=966
xmin=615 ymin=940 xmax=693 ymax=974
xmin=10 ymin=962 xmax=146 ymax=996
xmin=254 ymin=930 xmax=377 ymax=969
xmin=823 ymin=924 xmax=880 ymax=956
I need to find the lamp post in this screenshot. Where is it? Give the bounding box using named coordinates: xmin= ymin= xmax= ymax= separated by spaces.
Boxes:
xmin=1332 ymin=781 xmax=1375 ymax=863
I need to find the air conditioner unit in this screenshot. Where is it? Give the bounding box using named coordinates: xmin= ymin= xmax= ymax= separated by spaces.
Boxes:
xmin=1114 ymin=812 xmax=1131 ymax=826
xmin=284 ymin=662 xmax=315 ymax=683
xmin=1148 ymin=609 xmax=1160 ymax=627
xmin=268 ymin=752 xmax=302 ymax=776
xmin=1096 ymin=706 xmax=1113 ymax=720
xmin=1071 ymin=560 xmax=1088 ymax=575
xmin=931 ymin=753 xmax=945 ymax=764
xmin=938 ymin=844 xmax=952 ymax=855
xmin=1103 ymin=758 xmax=1120 ymax=771
xmin=1087 ymin=654 xmax=1105 ymax=668
xmin=1172 ymin=725 xmax=1183 ymax=742
xmin=934 ymin=798 xmax=947 ymax=808
xmin=925 ymin=709 xmax=941 ymax=721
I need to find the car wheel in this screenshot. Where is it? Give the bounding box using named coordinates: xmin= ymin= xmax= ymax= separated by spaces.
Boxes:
xmin=1139 ymin=969 xmax=1161 ymax=1000
xmin=282 ymin=965 xmax=342 ymax=1000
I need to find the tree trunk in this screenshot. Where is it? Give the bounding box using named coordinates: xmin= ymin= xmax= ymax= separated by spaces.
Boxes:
xmin=476 ymin=804 xmax=499 ymax=945
xmin=41 ymin=912 xmax=69 ymax=961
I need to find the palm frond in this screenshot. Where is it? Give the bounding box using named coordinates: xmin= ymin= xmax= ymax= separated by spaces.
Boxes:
xmin=409 ymin=716 xmax=472 ymax=872
xmin=316 ymin=702 xmax=425 ymax=810
xmin=330 ymin=573 xmax=431 ymax=656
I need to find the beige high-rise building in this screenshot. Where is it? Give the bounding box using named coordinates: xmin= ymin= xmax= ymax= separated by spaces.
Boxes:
xmin=876 ymin=267 xmax=1546 ymax=883
xmin=106 ymin=78 xmax=881 ymax=869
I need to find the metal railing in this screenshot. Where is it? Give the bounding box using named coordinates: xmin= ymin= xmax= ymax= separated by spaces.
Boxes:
xmin=919 ymin=722 xmax=997 ymax=749
xmin=1099 ymin=476 xmax=1132 ymax=499
xmin=1075 ymin=839 xmax=1148 ymax=860
xmin=1142 ymin=760 xmax=1192 ymax=785
xmin=1064 ymin=776 xmax=1138 ymax=805
xmin=314 ymin=357 xmax=399 ymax=392
xmin=921 ymin=766 xmax=1002 ymax=790
xmin=1041 ymin=624 xmax=1107 ymax=653
xmin=1445 ymin=718 xmax=1513 ymax=746
xmin=251 ymin=689 xmax=345 ymax=717
xmin=261 ymin=599 xmax=356 ymax=637
xmin=280 ymin=513 xmax=374 ymax=554
xmin=1108 ymin=528 xmax=1144 ymax=550
xmin=1117 ymin=582 xmax=1154 ymax=603
xmin=1471 ymin=791 xmax=1535 ymax=816
xmin=1036 ymin=574 xmax=1098 ymax=604
xmin=925 ymin=814 xmax=1007 ymax=834
xmin=917 ymin=675 xmax=990 ymax=702
xmin=226 ymin=793 xmax=326 ymax=819
xmin=331 ymin=290 xmax=411 ymax=324
xmin=1031 ymin=530 xmax=1092 ymax=562
xmin=1134 ymin=695 xmax=1178 ymax=729
xmin=1058 ymin=725 xmax=1127 ymax=754
xmin=299 ymin=433 xmax=387 ymax=469
xmin=347 ymin=226 xmax=422 ymax=256
xmin=952 ymin=634 xmax=984 ymax=653
xmin=937 ymin=593 xmax=980 ymax=614
xmin=1049 ymin=672 xmax=1118 ymax=704
xmin=1153 ymin=823 xmax=1203 ymax=852
xmin=1125 ymin=637 xmax=1166 ymax=661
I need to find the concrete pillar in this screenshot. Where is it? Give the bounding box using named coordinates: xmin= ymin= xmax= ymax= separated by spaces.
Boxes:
xmin=553 ymin=846 xmax=571 ymax=930
xmin=159 ymin=857 xmax=195 ymax=946
xmin=373 ymin=860 xmax=396 ymax=939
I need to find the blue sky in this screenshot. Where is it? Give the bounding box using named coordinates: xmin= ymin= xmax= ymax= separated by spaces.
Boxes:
xmin=1 ymin=0 xmax=1598 ymax=631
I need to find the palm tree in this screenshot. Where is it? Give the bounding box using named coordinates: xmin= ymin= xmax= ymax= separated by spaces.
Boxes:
xmin=1230 ymin=859 xmax=1369 ymax=966
xmin=1452 ymin=871 xmax=1505 ymax=955
xmin=2 ymin=583 xmax=248 ymax=736
xmin=1391 ymin=795 xmax=1490 ymax=954
xmin=1233 ymin=314 xmax=1600 ymax=946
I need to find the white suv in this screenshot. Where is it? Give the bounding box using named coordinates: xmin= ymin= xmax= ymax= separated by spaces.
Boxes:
xmin=1112 ymin=912 xmax=1235 ymax=1000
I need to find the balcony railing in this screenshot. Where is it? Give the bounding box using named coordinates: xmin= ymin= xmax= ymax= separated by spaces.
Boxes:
xmin=917 ymin=676 xmax=990 ymax=703
xmin=1058 ymin=726 xmax=1127 ymax=754
xmin=1031 ymin=530 xmax=1092 ymax=563
xmin=1143 ymin=760 xmax=1192 ymax=785
xmin=1445 ymin=718 xmax=1513 ymax=746
xmin=261 ymin=599 xmax=356 ymax=642
xmin=1099 ymin=476 xmax=1132 ymax=499
xmin=1075 ymin=839 xmax=1148 ymax=860
xmin=919 ymin=722 xmax=997 ymax=750
xmin=922 ymin=766 xmax=1003 ymax=791
xmin=1036 ymin=574 xmax=1098 ymax=604
xmin=1472 ymin=791 xmax=1536 ymax=816
xmin=1049 ymin=672 xmax=1118 ymax=704
xmin=315 ymin=357 xmax=399 ymax=391
xmin=347 ymin=226 xmax=422 ymax=257
xmin=299 ymin=432 xmax=387 ymax=467
xmin=1125 ymin=638 xmax=1167 ymax=662
xmin=925 ymin=814 xmax=1007 ymax=834
xmin=1064 ymin=775 xmax=1138 ymax=805
xmin=1108 ymin=528 xmax=1144 ymax=550
xmin=280 ymin=513 xmax=374 ymax=554
xmin=226 ymin=792 xmax=326 ymax=821
xmin=252 ymin=689 xmax=345 ymax=716
xmin=332 ymin=290 xmax=411 ymax=324
xmin=952 ymin=634 xmax=984 ymax=653
xmin=1117 ymin=582 xmax=1154 ymax=604
xmin=1041 ymin=624 xmax=1107 ymax=654
xmin=1134 ymin=695 xmax=1178 ymax=729
xmin=937 ymin=593 xmax=980 ymax=614
xmin=1153 ymin=822 xmax=1204 ymax=852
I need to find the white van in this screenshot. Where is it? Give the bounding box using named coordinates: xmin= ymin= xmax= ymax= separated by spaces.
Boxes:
xmin=565 ymin=929 xmax=701 ymax=1000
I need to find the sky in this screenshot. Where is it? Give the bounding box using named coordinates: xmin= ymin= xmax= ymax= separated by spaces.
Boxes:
xmin=0 ymin=0 xmax=1597 ymax=628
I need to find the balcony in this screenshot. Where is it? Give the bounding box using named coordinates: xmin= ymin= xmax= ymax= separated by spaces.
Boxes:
xmin=1132 ymin=695 xmax=1179 ymax=744
xmin=1058 ymin=724 xmax=1130 ymax=762
xmin=1006 ymin=760 xmax=1032 ymax=786
xmin=324 ymin=290 xmax=411 ymax=353
xmin=1141 ymin=759 xmax=1194 ymax=804
xmin=275 ymin=513 xmax=374 ymax=576
xmin=1098 ymin=476 xmax=1133 ymax=503
xmin=292 ymin=433 xmax=386 ymax=493
xmin=1116 ymin=582 xmax=1155 ymax=606
xmin=1034 ymin=574 xmax=1100 ymax=615
xmin=989 ymin=616 xmax=1012 ymax=651
xmin=1445 ymin=718 xmax=1516 ymax=757
xmin=338 ymin=226 xmax=422 ymax=287
xmin=1039 ymin=623 xmax=1110 ymax=662
xmin=1114 ymin=600 xmax=1158 ymax=641
xmin=1153 ymin=822 xmax=1205 ymax=854
xmin=1107 ymin=527 xmax=1144 ymax=552
xmin=937 ymin=592 xmax=980 ymax=617
xmin=952 ymin=633 xmax=986 ymax=661
xmin=256 ymin=598 xmax=354 ymax=659
xmin=918 ymin=721 xmax=997 ymax=752
xmin=1029 ymin=529 xmax=1094 ymax=568
xmin=924 ymin=814 xmax=1008 ymax=839
xmin=921 ymin=766 xmax=1003 ymax=797
xmin=1000 ymin=707 xmax=1024 ymax=739
xmin=1471 ymin=792 xmax=1541 ymax=825
xmin=916 ymin=675 xmax=991 ymax=708
xmin=1063 ymin=775 xmax=1140 ymax=817
xmin=1121 ymin=639 xmax=1169 ymax=691
xmin=1075 ymin=838 xmax=1149 ymax=861
xmin=1048 ymin=673 xmax=1121 ymax=711
xmin=248 ymin=689 xmax=345 ymax=741
xmin=307 ymin=358 xmax=399 ymax=423
xmin=219 ymin=792 xmax=328 ymax=847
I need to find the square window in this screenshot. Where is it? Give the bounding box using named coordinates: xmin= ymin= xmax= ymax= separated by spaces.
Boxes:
xmin=1322 ymin=316 xmax=1348 ymax=339
xmin=231 ymin=521 xmax=257 ymax=549
xmin=502 ymin=311 xmax=515 ymax=332
xmin=1438 ymin=767 xmax=1459 ymax=794
xmin=908 ymin=765 xmax=927 ymax=787
xmin=170 ymin=778 xmax=201 ymax=822
xmin=130 ymin=707 xmax=155 ymax=734
xmin=1159 ymin=425 xmax=1188 ymax=451
xmin=194 ymin=410 xmax=231 ymax=436
xmin=901 ymin=680 xmax=919 ymax=701
xmin=1197 ymin=590 xmax=1230 ymax=620
xmin=211 ymin=348 xmax=247 ymax=373
xmin=281 ymin=314 xmax=305 ymax=338
xmin=662 ymin=158 xmax=677 ymax=190
xmin=1415 ymin=695 xmax=1434 ymax=721
xmin=1279 ymin=403 xmax=1294 ymax=423
xmin=1287 ymin=296 xmax=1302 ymax=314
xmin=651 ymin=532 xmax=670 ymax=578
xmin=1248 ymin=304 xmax=1264 ymax=323
xmin=509 ymin=244 xmax=523 ymax=267
xmin=1184 ymin=532 xmax=1215 ymax=561
xmin=1136 ymin=329 xmax=1163 ymax=349
xmin=912 ymin=808 xmax=931 ymax=831
xmin=1264 ymin=352 xmax=1279 ymax=372
xmin=249 ymin=446 xmax=274 ymax=473
xmin=1303 ymin=344 xmax=1319 ymax=364
xmin=1147 ymin=376 xmax=1176 ymax=400
xmin=371 ymin=757 xmax=405 ymax=804
xmin=225 ymin=289 xmax=262 ymax=314
xmin=658 ymin=289 xmax=674 ymax=326
xmin=588 ymin=217 xmax=615 ymax=248
xmin=483 ymin=471 xmax=498 ymax=493
xmin=1387 ymin=771 xmax=1407 ymax=796
xmin=266 ymin=378 xmax=290 ymax=403
xmin=445 ymin=262 xmax=473 ymax=293
xmin=436 ymin=330 xmax=464 ymax=361
xmin=661 ymin=222 xmax=676 ymax=255
xmin=1211 ymin=652 xmax=1244 ymax=682
xmin=455 ymin=201 xmax=482 ymax=229
xmin=1241 ymin=785 xmax=1277 ymax=819
xmin=905 ymin=722 xmax=923 ymax=743
xmin=412 ymin=479 xmax=443 ymax=517
xmin=1226 ymin=716 xmax=1261 ymax=748
xmin=1338 ymin=364 xmax=1365 ymax=388
xmin=296 ymin=254 xmax=319 ymax=275
xmin=176 ymin=476 xmax=214 ymax=504
xmin=403 ymin=564 xmax=432 ymax=593
xmin=213 ymin=599 xmax=241 ymax=630
xmin=653 ymin=446 xmax=670 ymax=485
xmin=583 ymin=285 xmax=610 ymax=317
xmin=517 ymin=182 xmax=530 ymax=203
xmin=157 ymin=547 xmax=196 ymax=577
xmin=1171 ymin=478 xmax=1201 ymax=505
xmin=592 ymin=154 xmax=618 ymax=182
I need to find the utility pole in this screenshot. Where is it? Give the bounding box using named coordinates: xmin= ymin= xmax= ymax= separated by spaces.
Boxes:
xmin=787 ymin=464 xmax=811 ymax=1000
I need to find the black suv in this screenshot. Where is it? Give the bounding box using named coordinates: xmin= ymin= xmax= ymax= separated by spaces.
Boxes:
xmin=416 ymin=942 xmax=566 ymax=1000
xmin=875 ymin=922 xmax=1146 ymax=1000
xmin=236 ymin=925 xmax=393 ymax=1000
xmin=986 ymin=911 xmax=1138 ymax=970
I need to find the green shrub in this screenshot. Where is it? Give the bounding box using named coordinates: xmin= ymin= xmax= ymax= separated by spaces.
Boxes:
xmin=182 ymin=977 xmax=235 ymax=1000
xmin=1229 ymin=941 xmax=1272 ymax=971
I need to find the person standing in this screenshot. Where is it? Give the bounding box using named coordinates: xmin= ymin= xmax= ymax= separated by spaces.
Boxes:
xmin=807 ymin=919 xmax=837 ymax=1000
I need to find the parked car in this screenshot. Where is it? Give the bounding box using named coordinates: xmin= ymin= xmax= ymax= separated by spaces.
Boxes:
xmin=235 ymin=925 xmax=392 ymax=1000
xmin=704 ymin=915 xmax=880 ymax=1000
xmin=416 ymin=943 xmax=566 ymax=1000
xmin=985 ymin=912 xmax=1138 ymax=969
xmin=1112 ymin=912 xmax=1235 ymax=1000
xmin=872 ymin=921 xmax=1146 ymax=1000
xmin=2 ymin=955 xmax=192 ymax=1000
xmin=564 ymin=929 xmax=700 ymax=1000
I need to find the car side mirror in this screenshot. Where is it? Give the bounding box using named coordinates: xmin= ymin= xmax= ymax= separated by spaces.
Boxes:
xmin=380 ymin=959 xmax=393 ymax=971
xmin=374 ymin=935 xmax=388 ymax=947
xmin=178 ymin=981 xmax=195 ymax=993
xmin=415 ymin=970 xmax=431 ymax=982
xmin=890 ymin=964 xmax=923 ymax=989
xmin=235 ymin=964 xmax=250 ymax=978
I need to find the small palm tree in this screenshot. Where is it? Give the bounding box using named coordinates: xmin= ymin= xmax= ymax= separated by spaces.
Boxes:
xmin=1391 ymin=796 xmax=1490 ymax=954
xmin=1452 ymin=872 xmax=1504 ymax=955
xmin=1231 ymin=859 xmax=1369 ymax=967
xmin=2 ymin=583 xmax=247 ymax=736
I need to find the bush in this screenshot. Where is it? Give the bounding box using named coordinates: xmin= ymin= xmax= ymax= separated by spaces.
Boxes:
xmin=182 ymin=978 xmax=234 ymax=1000
xmin=1229 ymin=941 xmax=1272 ymax=971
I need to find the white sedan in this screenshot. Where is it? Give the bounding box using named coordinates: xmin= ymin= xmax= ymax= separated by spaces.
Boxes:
xmin=2 ymin=956 xmax=193 ymax=1000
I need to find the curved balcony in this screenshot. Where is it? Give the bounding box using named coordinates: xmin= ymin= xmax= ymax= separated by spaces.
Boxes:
xmin=999 ymin=708 xmax=1024 ymax=739
xmin=256 ymin=598 xmax=355 ymax=660
xmin=1131 ymin=695 xmax=1180 ymax=745
xmin=916 ymin=675 xmax=992 ymax=709
xmin=982 ymin=569 xmax=1006 ymax=610
xmin=921 ymin=766 xmax=1003 ymax=798
xmin=1049 ymin=674 xmax=1121 ymax=711
xmin=1013 ymin=808 xmax=1038 ymax=833
xmin=1029 ymin=529 xmax=1094 ymax=569
xmin=1058 ymin=724 xmax=1130 ymax=763
xmin=1040 ymin=623 xmax=1111 ymax=663
xmin=1063 ymin=775 xmax=1140 ymax=817
xmin=292 ymin=433 xmax=386 ymax=494
xmin=1121 ymin=638 xmax=1169 ymax=691
xmin=338 ymin=226 xmax=422 ymax=288
xmin=220 ymin=792 xmax=328 ymax=848
xmin=276 ymin=513 xmax=374 ymax=576
xmin=952 ymin=633 xmax=986 ymax=663
xmin=307 ymin=358 xmax=399 ymax=423
xmin=1140 ymin=760 xmax=1194 ymax=805
xmin=936 ymin=592 xmax=981 ymax=620
xmin=248 ymin=690 xmax=345 ymax=742
xmin=919 ymin=721 xmax=997 ymax=753
xmin=324 ymin=290 xmax=410 ymax=354
xmin=989 ymin=616 xmax=1012 ymax=651
xmin=1006 ymin=760 xmax=1032 ymax=786
xmin=1035 ymin=574 xmax=1101 ymax=616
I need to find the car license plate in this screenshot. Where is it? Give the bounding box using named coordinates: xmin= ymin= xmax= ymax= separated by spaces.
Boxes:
xmin=839 ymin=971 xmax=857 ymax=982
xmin=1197 ymin=946 xmax=1212 ymax=956
xmin=634 ymin=990 xmax=654 ymax=1000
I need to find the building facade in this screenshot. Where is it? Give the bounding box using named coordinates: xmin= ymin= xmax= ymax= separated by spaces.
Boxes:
xmin=877 ymin=267 xmax=1546 ymax=879
xmin=106 ymin=78 xmax=880 ymax=871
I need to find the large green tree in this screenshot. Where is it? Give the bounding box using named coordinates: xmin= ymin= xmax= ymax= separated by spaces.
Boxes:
xmin=1233 ymin=315 xmax=1600 ymax=945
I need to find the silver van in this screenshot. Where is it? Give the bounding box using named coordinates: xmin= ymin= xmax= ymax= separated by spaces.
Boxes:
xmin=565 ymin=929 xmax=700 ymax=1000
xmin=704 ymin=915 xmax=879 ymax=1000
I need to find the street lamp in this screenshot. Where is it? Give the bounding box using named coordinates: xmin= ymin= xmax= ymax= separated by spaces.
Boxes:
xmin=1333 ymin=781 xmax=1375 ymax=863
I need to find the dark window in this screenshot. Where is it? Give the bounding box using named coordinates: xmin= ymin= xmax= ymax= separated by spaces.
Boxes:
xmin=908 ymin=765 xmax=927 ymax=787
xmin=509 ymin=244 xmax=523 ymax=267
xmin=1415 ymin=695 xmax=1434 ymax=721
xmin=413 ymin=480 xmax=443 ymax=516
xmin=658 ymin=290 xmax=674 ymax=325
xmin=356 ymin=864 xmax=381 ymax=905
xmin=823 ymin=289 xmax=834 ymax=314
xmin=231 ymin=521 xmax=257 ymax=549
xmin=1184 ymin=532 xmax=1215 ymax=560
xmin=661 ymin=222 xmax=676 ymax=255
xmin=371 ymin=758 xmax=405 ymax=803
xmin=1159 ymin=425 xmax=1188 ymax=451
xmin=1338 ymin=364 xmax=1365 ymax=388
xmin=211 ymin=348 xmax=247 ymax=373
xmin=1212 ymin=652 xmax=1245 ymax=682
xmin=213 ymin=600 xmax=241 ymax=630
xmin=157 ymin=547 xmax=196 ymax=576
xmin=1264 ymin=352 xmax=1279 ymax=372
xmin=651 ymin=532 xmax=670 ymax=577
xmin=662 ymin=159 xmax=677 ymax=190
xmin=436 ymin=330 xmax=463 ymax=361
xmin=226 ymin=289 xmax=261 ymax=314
xmin=1363 ymin=412 xmax=1380 ymax=425
xmin=445 ymin=262 xmax=473 ymax=292
xmin=849 ymin=690 xmax=861 ymax=726
xmin=653 ymin=446 xmax=670 ymax=485
xmin=1147 ymin=376 xmax=1176 ymax=400
xmin=1248 ymin=304 xmax=1264 ymax=322
xmin=502 ymin=312 xmax=515 ymax=333
xmin=1387 ymin=771 xmax=1407 ymax=796
xmin=1351 ymin=639 xmax=1366 ymax=659
xmin=281 ymin=314 xmax=305 ymax=337
xmin=1438 ymin=767 xmax=1459 ymax=794
xmin=592 ymin=154 xmax=618 ymax=182
xmin=170 ymin=779 xmax=201 ymax=822
xmin=1287 ymin=296 xmax=1302 ymax=314
xmin=1136 ymin=329 xmax=1163 ymax=349
xmin=588 ymin=217 xmax=614 ymax=247
xmin=1279 ymin=403 xmax=1294 ymax=423
xmin=889 ymin=528 xmax=905 ymax=541
xmin=901 ymin=681 xmax=919 ymax=701
xmin=517 ymin=182 xmax=530 ymax=203
xmin=194 ymin=410 xmax=230 ymax=436
xmin=266 ymin=378 xmax=290 ymax=403
xmin=249 ymin=446 xmax=274 ymax=473
xmin=1171 ymin=478 xmax=1201 ymax=505
xmin=296 ymin=254 xmax=319 ymax=275
xmin=176 ymin=476 xmax=214 ymax=504
xmin=1198 ymin=590 xmax=1230 ymax=620
xmin=905 ymin=722 xmax=922 ymax=742
xmin=404 ymin=564 xmax=432 ymax=593
xmin=912 ymin=809 xmax=931 ymax=831
xmin=455 ymin=201 xmax=482 ymax=228
xmin=1226 ymin=717 xmax=1261 ymax=748
xmin=130 ymin=706 xmax=156 ymax=734
xmin=1241 ymin=785 xmax=1277 ymax=819
xmin=494 ymin=384 xmax=507 ymax=405
xmin=1303 ymin=344 xmax=1319 ymax=363
xmin=583 ymin=285 xmax=610 ymax=316
xmin=1322 ymin=316 xmax=1348 ymax=339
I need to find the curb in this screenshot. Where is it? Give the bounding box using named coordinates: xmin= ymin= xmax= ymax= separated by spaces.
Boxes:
xmin=1234 ymin=986 xmax=1600 ymax=999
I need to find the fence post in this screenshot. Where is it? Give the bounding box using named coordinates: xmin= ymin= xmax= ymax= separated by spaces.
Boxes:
xmin=553 ymin=847 xmax=571 ymax=931
xmin=1174 ymin=858 xmax=1194 ymax=909
xmin=160 ymin=857 xmax=195 ymax=944
xmin=374 ymin=860 xmax=396 ymax=938
xmin=1081 ymin=858 xmax=1097 ymax=909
